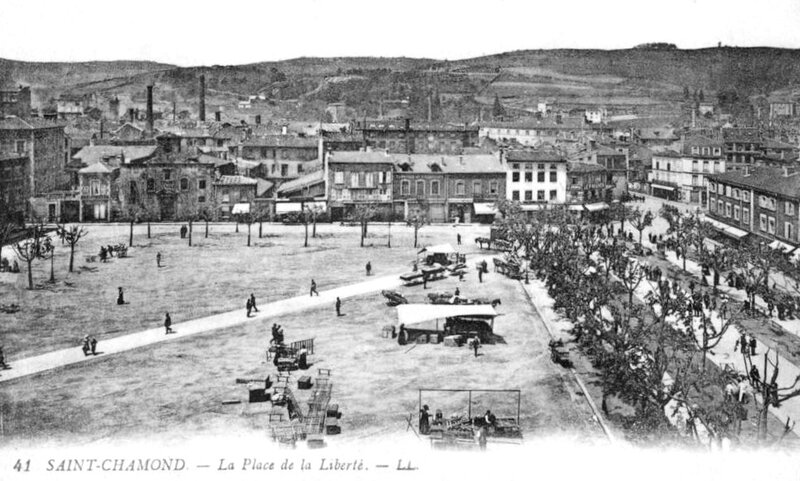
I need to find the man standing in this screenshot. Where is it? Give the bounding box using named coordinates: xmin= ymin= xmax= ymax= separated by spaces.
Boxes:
xmin=250 ymin=293 xmax=259 ymax=313
xmin=82 ymin=336 xmax=91 ymax=356
xmin=156 ymin=252 xmax=162 ymax=268
xmin=90 ymin=337 xmax=98 ymax=356
xmin=419 ymin=405 xmax=430 ymax=435
xmin=457 ymin=233 xmax=461 ymax=245
xmin=117 ymin=287 xmax=125 ymax=305
xmin=336 ymin=297 xmax=342 ymax=316
xmin=246 ymin=297 xmax=252 ymax=318
xmin=478 ymin=267 xmax=483 ymax=283
xmin=164 ymin=312 xmax=173 ymax=334
xmin=472 ymin=337 xmax=481 ymax=357
xmin=749 ymin=337 xmax=757 ymax=356
xmin=366 ymin=261 xmax=372 ymax=276
xmin=310 ymin=279 xmax=319 ymax=296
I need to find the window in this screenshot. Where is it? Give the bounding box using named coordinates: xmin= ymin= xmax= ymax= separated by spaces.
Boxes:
xmin=537 ymin=172 xmax=545 ymax=182
xmin=786 ymin=202 xmax=796 ymax=216
xmin=281 ymin=164 xmax=289 ymax=177
xmin=743 ymin=208 xmax=749 ymax=224
xmin=385 ymin=171 xmax=392 ymax=183
xmin=549 ymin=171 xmax=557 ymax=182
xmin=692 ymin=160 xmax=698 ymax=172
xmin=15 ymin=140 xmax=25 ymax=153
xmin=768 ymin=216 xmax=776 ymax=234
xmin=473 ymin=181 xmax=482 ymax=196
xmin=198 ymin=195 xmax=206 ymax=203
xmin=431 ymin=180 xmax=440 ymax=196
xmin=199 ymin=179 xmax=206 ymax=190
xmin=725 ymin=203 xmax=732 ymax=217
xmin=760 ymin=214 xmax=768 ymax=232
xmin=365 ymin=173 xmax=375 ymax=188
xmin=222 ymin=193 xmax=230 ymax=203
xmin=298 ymin=164 xmax=304 ymax=174
xmin=146 ymin=178 xmax=155 ymax=192
xmin=401 ymin=180 xmax=410 ymax=195
xmin=743 ymin=191 xmax=750 ymax=202
xmin=456 ymin=182 xmax=465 ymax=195
xmin=733 ymin=189 xmax=740 ymax=199
xmin=512 ymin=190 xmax=520 ymax=201
xmin=725 ymin=186 xmax=731 ymax=197
xmin=538 ymin=163 xmax=545 ymax=170
xmin=512 ymin=163 xmax=520 ymax=170
xmin=512 ymin=172 xmax=520 ymax=182
xmin=525 ymin=172 xmax=533 ymax=182
xmin=786 ymin=222 xmax=794 ymax=241
xmin=416 ymin=180 xmax=424 ymax=196
xmin=350 ymin=173 xmax=359 ymax=187
xmin=524 ymin=191 xmax=533 ymax=201
xmin=334 ymin=172 xmax=344 ymax=184
xmin=180 ymin=178 xmax=189 ymax=191
xmin=718 ymin=200 xmax=723 ymax=213
xmin=549 ymin=190 xmax=557 ymax=201
xmin=537 ymin=190 xmax=545 ymax=201
xmin=734 ymin=206 xmax=740 ymax=220
xmin=709 ymin=199 xmax=715 ymax=212
xmin=489 ymin=181 xmax=498 ymax=195
xmin=163 ymin=169 xmax=172 ymax=180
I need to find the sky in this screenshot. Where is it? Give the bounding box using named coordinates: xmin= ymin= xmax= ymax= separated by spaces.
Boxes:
xmin=1 ymin=0 xmax=800 ymax=66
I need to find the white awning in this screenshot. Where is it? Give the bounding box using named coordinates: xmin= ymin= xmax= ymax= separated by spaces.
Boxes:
xmin=473 ymin=202 xmax=498 ymax=215
xmin=652 ymin=184 xmax=675 ymax=192
xmin=421 ymin=243 xmax=455 ymax=255
xmin=584 ymin=202 xmax=609 ymax=212
xmin=304 ymin=201 xmax=327 ymax=211
xmin=231 ymin=203 xmax=250 ymax=215
xmin=275 ymin=202 xmax=303 ymax=214
xmin=703 ymin=217 xmax=749 ymax=239
xmin=568 ymin=204 xmax=584 ymax=211
xmin=768 ymin=240 xmax=795 ymax=253
xmin=521 ymin=204 xmax=545 ymax=211
xmin=397 ymin=304 xmax=497 ymax=326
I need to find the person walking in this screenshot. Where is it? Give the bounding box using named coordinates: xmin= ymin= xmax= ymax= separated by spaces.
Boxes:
xmin=310 ymin=279 xmax=319 ymax=296
xmin=740 ymin=334 xmax=749 ymax=355
xmin=478 ymin=267 xmax=483 ymax=283
xmin=164 ymin=312 xmax=173 ymax=334
xmin=82 ymin=336 xmax=91 ymax=356
xmin=90 ymin=336 xmax=98 ymax=356
xmin=366 ymin=261 xmax=372 ymax=276
xmin=422 ymin=272 xmax=428 ymax=289
xmin=419 ymin=405 xmax=431 ymax=435
xmin=749 ymin=337 xmax=757 ymax=356
xmin=117 ymin=287 xmax=125 ymax=305
xmin=336 ymin=297 xmax=342 ymax=316
xmin=750 ymin=365 xmax=760 ymax=386
xmin=156 ymin=252 xmax=162 ymax=268
xmin=457 ymin=233 xmax=462 ymax=245
xmin=472 ymin=336 xmax=481 ymax=357
xmin=246 ymin=297 xmax=252 ymax=318
xmin=250 ymin=293 xmax=259 ymax=312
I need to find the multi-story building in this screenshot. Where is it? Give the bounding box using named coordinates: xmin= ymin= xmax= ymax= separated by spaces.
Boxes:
xmin=0 ymin=153 xmax=29 ymax=223
xmin=649 ymin=135 xmax=725 ymax=204
xmin=707 ymin=166 xmax=800 ymax=249
xmin=0 ymin=116 xmax=68 ymax=220
xmin=236 ymin=135 xmax=321 ymax=182
xmin=566 ymin=162 xmax=612 ymax=210
xmin=393 ymin=154 xmax=505 ymax=223
xmin=355 ymin=119 xmax=479 ymax=154
xmin=505 ymin=149 xmax=568 ymax=208
xmin=571 ymin=144 xmax=628 ymax=200
xmin=759 ymin=139 xmax=799 ymax=167
xmin=56 ymin=95 xmax=86 ymax=119
xmin=723 ymin=128 xmax=762 ymax=172
xmin=479 ymin=119 xmax=611 ymax=147
xmin=769 ymin=101 xmax=797 ymax=119
xmin=0 ymin=85 xmax=31 ymax=118
xmin=326 ymin=151 xmax=394 ymax=221
xmin=213 ymin=175 xmax=258 ymax=220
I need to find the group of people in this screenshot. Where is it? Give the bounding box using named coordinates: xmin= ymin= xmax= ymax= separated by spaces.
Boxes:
xmin=0 ymin=257 xmax=20 ymax=273
xmin=733 ymin=332 xmax=758 ymax=357
xmin=418 ymin=405 xmax=493 ymax=449
xmin=81 ymin=335 xmax=98 ymax=356
xmin=270 ymin=323 xmax=284 ymax=345
xmin=245 ymin=293 xmax=259 ymax=317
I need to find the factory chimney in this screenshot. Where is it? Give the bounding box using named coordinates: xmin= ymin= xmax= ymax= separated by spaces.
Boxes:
xmin=146 ymin=84 xmax=154 ymax=134
xmin=199 ymin=74 xmax=206 ymax=122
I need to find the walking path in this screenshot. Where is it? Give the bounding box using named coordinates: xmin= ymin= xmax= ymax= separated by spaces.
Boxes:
xmin=0 ymin=256 xmax=493 ymax=384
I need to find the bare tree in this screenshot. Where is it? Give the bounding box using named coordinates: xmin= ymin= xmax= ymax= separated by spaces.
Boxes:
xmin=617 ymin=257 xmax=646 ymax=307
xmin=0 ymin=197 xmax=17 ymax=266
xmin=12 ymin=224 xmax=49 ymax=290
xmin=352 ymin=204 xmax=378 ymax=247
xmin=744 ymin=349 xmax=800 ymax=442
xmin=56 ymin=224 xmax=88 ymax=272
xmin=627 ymin=207 xmax=654 ymax=245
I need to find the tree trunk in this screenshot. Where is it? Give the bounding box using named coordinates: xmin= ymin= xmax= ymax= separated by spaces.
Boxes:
xmin=360 ymin=222 xmax=365 ymax=247
xmin=26 ymin=259 xmax=33 ymax=290
xmin=188 ymin=220 xmax=193 ymax=247
xmin=129 ymin=220 xmax=134 ymax=247
xmin=312 ymin=216 xmax=317 ymax=238
xmin=205 ymin=220 xmax=209 ymax=238
xmin=387 ymin=220 xmax=391 ymax=248
xmin=259 ymin=221 xmax=263 ymax=239
xmin=304 ymin=222 xmax=308 ymax=248
xmin=69 ymin=244 xmax=75 ymax=272
xmin=639 ymin=229 xmax=643 ymax=245
xmin=49 ymin=253 xmax=55 ymax=283
xmin=235 ymin=222 xmax=239 ymax=233
xmin=414 ymin=226 xmax=419 ymax=248
xmin=247 ymin=223 xmax=251 ymax=247
xmin=147 ymin=222 xmax=151 ymax=239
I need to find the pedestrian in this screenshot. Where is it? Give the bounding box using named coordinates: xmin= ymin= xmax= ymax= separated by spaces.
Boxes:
xmin=117 ymin=287 xmax=125 ymax=305
xmin=750 ymin=364 xmax=760 ymax=385
xmin=310 ymin=279 xmax=319 ymax=296
xmin=749 ymin=337 xmax=757 ymax=356
xmin=336 ymin=297 xmax=342 ymax=316
xmin=246 ymin=297 xmax=252 ymax=317
xmin=250 ymin=293 xmax=259 ymax=312
xmin=164 ymin=312 xmax=173 ymax=334
xmin=478 ymin=268 xmax=483 ymax=283
xmin=740 ymin=334 xmax=748 ymax=355
xmin=0 ymin=346 xmax=6 ymax=370
xmin=459 ymin=270 xmax=464 ymax=282
xmin=422 ymin=272 xmax=428 ymax=289
xmin=90 ymin=336 xmax=98 ymax=355
xmin=366 ymin=261 xmax=372 ymax=276
xmin=481 ymin=259 xmax=488 ymax=274
xmin=156 ymin=252 xmax=162 ymax=268
xmin=768 ymin=301 xmax=774 ymax=317
xmin=457 ymin=233 xmax=462 ymax=245
xmin=398 ymin=323 xmax=407 ymax=346
xmin=81 ymin=336 xmax=91 ymax=356
xmin=477 ymin=425 xmax=487 ymax=451
xmin=455 ymin=287 xmax=460 ymax=298
xmin=472 ymin=336 xmax=481 ymax=357
xmin=419 ymin=405 xmax=430 ymax=435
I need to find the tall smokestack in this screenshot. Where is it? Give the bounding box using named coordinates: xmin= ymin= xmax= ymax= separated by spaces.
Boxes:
xmin=215 ymin=111 xmax=221 ymax=122
xmin=199 ymin=74 xmax=206 ymax=121
xmin=146 ymin=84 xmax=154 ymax=134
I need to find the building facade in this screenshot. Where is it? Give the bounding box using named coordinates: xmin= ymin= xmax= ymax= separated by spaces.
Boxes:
xmin=566 ymin=162 xmax=612 ymax=207
xmin=505 ymin=149 xmax=568 ymax=206
xmin=0 ymin=86 xmax=31 ymax=118
xmin=326 ymin=151 xmax=394 ymax=221
xmin=0 ymin=153 xmax=29 ymax=223
xmin=649 ymin=136 xmax=725 ymax=205
xmin=355 ymin=119 xmax=479 ymax=154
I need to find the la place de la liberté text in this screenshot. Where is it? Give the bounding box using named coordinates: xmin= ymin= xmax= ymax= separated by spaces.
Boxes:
xmin=42 ymin=457 xmax=417 ymax=472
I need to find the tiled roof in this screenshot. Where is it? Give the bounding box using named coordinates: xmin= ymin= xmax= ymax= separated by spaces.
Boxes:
xmin=505 ymin=149 xmax=565 ymax=162
xmin=479 ymin=118 xmax=588 ymax=130
xmin=72 ymin=145 xmax=158 ymax=166
xmin=276 ymin=169 xmax=325 ymax=194
xmin=242 ymin=135 xmax=318 ymax=148
xmin=709 ymin=167 xmax=800 ymax=199
xmin=359 ymin=120 xmax=478 ymax=132
xmin=637 ymin=127 xmax=678 ymax=140
xmin=763 ymin=138 xmax=798 ymax=150
xmin=568 ymin=162 xmax=606 ymax=173
xmin=215 ymin=175 xmax=259 ymax=185
xmin=79 ymin=162 xmax=114 ymax=174
xmin=394 ymin=154 xmax=504 ymax=174
xmin=0 ymin=116 xmax=64 ymax=130
xmin=327 ymin=151 xmax=395 ymax=164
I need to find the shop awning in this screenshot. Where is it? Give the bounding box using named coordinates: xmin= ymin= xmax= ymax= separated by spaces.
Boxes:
xmin=768 ymin=240 xmax=795 ymax=253
xmin=584 ymin=202 xmax=609 ymax=212
xmin=231 ymin=203 xmax=250 ymax=215
xmin=420 ymin=243 xmax=456 ymax=255
xmin=275 ymin=202 xmax=303 ymax=214
xmin=703 ymin=217 xmax=749 ymax=239
xmin=521 ymin=204 xmax=545 ymax=211
xmin=473 ymin=202 xmax=498 ymax=215
xmin=652 ymin=184 xmax=675 ymax=192
xmin=568 ymin=204 xmax=584 ymax=211
xmin=397 ymin=304 xmax=497 ymax=326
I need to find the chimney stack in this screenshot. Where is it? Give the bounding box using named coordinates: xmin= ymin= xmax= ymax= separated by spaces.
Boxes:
xmin=255 ymin=114 xmax=261 ymax=125
xmin=129 ymin=108 xmax=135 ymax=123
xmin=215 ymin=110 xmax=221 ymax=122
xmin=100 ymin=119 xmax=104 ymax=140
xmin=199 ymin=74 xmax=206 ymax=121
xmin=146 ymin=84 xmax=154 ymax=134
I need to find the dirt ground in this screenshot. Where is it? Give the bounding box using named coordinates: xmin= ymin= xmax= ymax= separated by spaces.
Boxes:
xmin=0 ymin=222 xmax=604 ymax=447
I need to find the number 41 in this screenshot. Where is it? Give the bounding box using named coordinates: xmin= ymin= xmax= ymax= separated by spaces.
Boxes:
xmin=13 ymin=459 xmax=30 ymax=472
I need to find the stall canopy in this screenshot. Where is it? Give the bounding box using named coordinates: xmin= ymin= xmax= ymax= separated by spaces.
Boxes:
xmin=420 ymin=243 xmax=456 ymax=255
xmin=584 ymin=202 xmax=609 ymax=212
xmin=521 ymin=204 xmax=545 ymax=211
xmin=652 ymin=184 xmax=676 ymax=192
xmin=473 ymin=203 xmax=498 ymax=215
xmin=397 ymin=304 xmax=497 ymax=326
xmin=231 ymin=203 xmax=250 ymax=215
xmin=768 ymin=240 xmax=795 ymax=253
xmin=702 ymin=217 xmax=749 ymax=239
xmin=275 ymin=202 xmax=303 ymax=214
xmin=568 ymin=204 xmax=584 ymax=211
